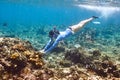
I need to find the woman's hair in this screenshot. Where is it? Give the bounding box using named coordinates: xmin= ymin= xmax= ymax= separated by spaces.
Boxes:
xmin=49 ymin=27 xmax=60 ymax=38
xmin=49 ymin=30 xmax=54 ymax=38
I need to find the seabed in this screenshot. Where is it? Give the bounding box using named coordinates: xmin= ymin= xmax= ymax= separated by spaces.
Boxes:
xmin=0 ymin=24 xmax=120 ymax=80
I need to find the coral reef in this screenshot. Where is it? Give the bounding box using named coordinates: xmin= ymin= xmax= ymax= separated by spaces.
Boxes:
xmin=0 ymin=38 xmax=44 ymax=79
xmin=64 ymin=48 xmax=120 ymax=78
xmin=0 ymin=37 xmax=119 ymax=80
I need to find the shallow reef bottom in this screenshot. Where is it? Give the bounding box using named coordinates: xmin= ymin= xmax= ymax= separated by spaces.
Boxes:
xmin=0 ymin=37 xmax=120 ymax=80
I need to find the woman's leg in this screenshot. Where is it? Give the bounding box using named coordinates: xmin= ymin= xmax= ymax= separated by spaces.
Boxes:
xmin=42 ymin=39 xmax=52 ymax=51
xmin=70 ymin=17 xmax=96 ymax=33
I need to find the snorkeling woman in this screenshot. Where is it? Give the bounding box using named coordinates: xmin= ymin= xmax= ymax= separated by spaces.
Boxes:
xmin=40 ymin=16 xmax=98 ymax=53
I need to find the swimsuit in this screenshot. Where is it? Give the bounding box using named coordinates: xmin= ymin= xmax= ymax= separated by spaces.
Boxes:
xmin=44 ymin=28 xmax=73 ymax=53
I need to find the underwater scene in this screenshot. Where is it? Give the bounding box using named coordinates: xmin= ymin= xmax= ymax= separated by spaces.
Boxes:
xmin=0 ymin=0 xmax=120 ymax=80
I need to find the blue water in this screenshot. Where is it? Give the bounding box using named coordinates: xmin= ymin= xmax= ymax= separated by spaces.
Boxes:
xmin=0 ymin=2 xmax=91 ymax=26
xmin=1 ymin=1 xmax=120 ymax=26
xmin=0 ymin=0 xmax=120 ymax=52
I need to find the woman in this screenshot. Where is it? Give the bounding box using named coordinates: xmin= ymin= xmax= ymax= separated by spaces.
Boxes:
xmin=40 ymin=16 xmax=98 ymax=53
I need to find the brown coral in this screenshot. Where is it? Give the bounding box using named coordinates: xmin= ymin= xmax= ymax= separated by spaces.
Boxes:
xmin=0 ymin=38 xmax=44 ymax=79
xmin=12 ymin=43 xmax=26 ymax=51
xmin=28 ymin=53 xmax=44 ymax=68
xmin=0 ymin=37 xmax=119 ymax=80
xmin=10 ymin=52 xmax=20 ymax=59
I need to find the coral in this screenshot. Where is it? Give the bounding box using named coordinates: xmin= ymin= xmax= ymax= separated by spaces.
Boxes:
xmin=24 ymin=74 xmax=37 ymax=80
xmin=64 ymin=48 xmax=120 ymax=78
xmin=0 ymin=37 xmax=119 ymax=80
xmin=12 ymin=43 xmax=26 ymax=51
xmin=28 ymin=53 xmax=44 ymax=68
xmin=89 ymin=58 xmax=120 ymax=78
xmin=10 ymin=52 xmax=20 ymax=59
xmin=65 ymin=48 xmax=92 ymax=65
xmin=23 ymin=50 xmax=34 ymax=57
xmin=91 ymin=49 xmax=101 ymax=57
xmin=59 ymin=60 xmax=72 ymax=67
xmin=0 ymin=37 xmax=44 ymax=79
